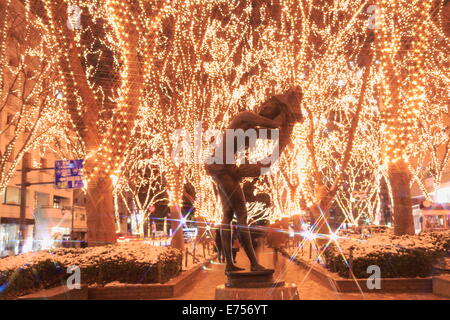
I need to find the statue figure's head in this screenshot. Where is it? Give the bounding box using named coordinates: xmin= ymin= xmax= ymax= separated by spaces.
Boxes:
xmin=258 ymin=86 xmax=304 ymax=124
xmin=276 ymin=86 xmax=303 ymax=123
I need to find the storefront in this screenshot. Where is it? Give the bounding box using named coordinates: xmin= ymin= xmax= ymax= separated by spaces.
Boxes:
xmin=421 ymin=210 xmax=450 ymax=232
xmin=0 ymin=218 xmax=34 ymax=257
xmin=33 ymin=206 xmax=72 ymax=250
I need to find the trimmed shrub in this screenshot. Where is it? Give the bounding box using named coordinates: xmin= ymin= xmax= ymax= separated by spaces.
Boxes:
xmin=323 ymin=230 xmax=450 ymax=279
xmin=0 ymin=243 xmax=182 ymax=299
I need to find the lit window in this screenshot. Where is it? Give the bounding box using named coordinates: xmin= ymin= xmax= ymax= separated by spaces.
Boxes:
xmin=435 ymin=187 xmax=450 ymax=203
xmin=53 ymin=196 xmax=61 ymax=208
xmin=4 ymin=187 xmax=21 ymax=205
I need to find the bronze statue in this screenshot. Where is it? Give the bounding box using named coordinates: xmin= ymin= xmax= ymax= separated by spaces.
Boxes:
xmin=206 ymin=87 xmax=304 ymax=273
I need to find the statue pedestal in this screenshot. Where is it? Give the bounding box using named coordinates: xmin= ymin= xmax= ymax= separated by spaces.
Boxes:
xmin=215 ymin=283 xmax=299 ymax=300
xmin=215 ymin=269 xmax=299 ymax=300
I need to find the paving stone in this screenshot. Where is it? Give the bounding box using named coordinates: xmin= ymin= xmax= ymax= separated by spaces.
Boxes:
xmin=169 ymin=245 xmax=449 ymax=300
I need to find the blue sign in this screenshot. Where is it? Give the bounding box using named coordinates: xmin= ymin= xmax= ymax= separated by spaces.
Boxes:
xmin=55 ymin=159 xmax=84 ymax=189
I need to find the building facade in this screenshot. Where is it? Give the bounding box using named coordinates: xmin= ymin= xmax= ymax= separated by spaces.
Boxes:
xmin=0 ymin=146 xmax=87 ymax=257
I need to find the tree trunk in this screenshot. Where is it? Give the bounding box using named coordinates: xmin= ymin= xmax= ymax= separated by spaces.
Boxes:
xmin=306 ymin=35 xmax=374 ymax=246
xmin=309 ymin=201 xmax=332 ymax=246
xmin=47 ymin=1 xmax=118 ymax=245
xmin=86 ymin=176 xmax=116 ymax=245
xmin=169 ymin=205 xmax=185 ymax=251
xmin=388 ymin=159 xmax=415 ymax=235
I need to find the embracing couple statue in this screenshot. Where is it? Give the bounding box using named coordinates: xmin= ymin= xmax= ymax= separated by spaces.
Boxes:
xmin=206 ymin=86 xmax=304 ymax=274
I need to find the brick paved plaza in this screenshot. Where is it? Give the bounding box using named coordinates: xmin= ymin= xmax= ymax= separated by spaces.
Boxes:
xmin=171 ymin=245 xmax=448 ymax=300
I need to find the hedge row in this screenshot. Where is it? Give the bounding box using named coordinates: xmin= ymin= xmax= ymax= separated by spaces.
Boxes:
xmin=323 ymin=231 xmax=450 ymax=279
xmin=0 ymin=243 xmax=182 ymax=299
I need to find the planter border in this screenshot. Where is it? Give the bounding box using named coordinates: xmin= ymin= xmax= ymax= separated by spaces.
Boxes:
xmin=281 ymin=249 xmax=433 ymax=293
xmin=432 ymin=275 xmax=450 ymax=298
xmin=87 ymin=260 xmax=210 ymax=300
xmin=19 ymin=257 xmax=215 ymax=300
xmin=18 ymin=285 xmax=89 ymax=300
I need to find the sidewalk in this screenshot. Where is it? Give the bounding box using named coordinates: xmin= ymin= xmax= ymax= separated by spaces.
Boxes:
xmin=170 ymin=244 xmax=448 ymax=300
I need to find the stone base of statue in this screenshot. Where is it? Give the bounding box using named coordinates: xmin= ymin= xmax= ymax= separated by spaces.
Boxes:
xmin=215 ymin=269 xmax=299 ymax=300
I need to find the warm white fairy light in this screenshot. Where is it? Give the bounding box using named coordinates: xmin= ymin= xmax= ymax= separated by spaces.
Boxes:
xmin=0 ymin=0 xmax=83 ymax=192
xmin=1 ymin=0 xmax=447 ymax=231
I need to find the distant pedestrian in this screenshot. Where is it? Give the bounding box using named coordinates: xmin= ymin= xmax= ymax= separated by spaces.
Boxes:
xmin=267 ymin=220 xmax=288 ymax=273
xmin=215 ymin=229 xmax=224 ymax=263
xmin=151 ymin=221 xmax=157 ymax=238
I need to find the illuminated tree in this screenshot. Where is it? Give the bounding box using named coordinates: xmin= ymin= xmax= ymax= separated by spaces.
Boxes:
xmin=4 ymin=0 xmax=447 ymax=247
xmin=246 ymin=201 xmax=272 ymax=226
xmin=122 ymin=0 xmax=315 ymax=246
xmin=0 ymin=0 xmax=81 ymax=193
xmin=409 ymin=107 xmax=450 ymax=201
xmin=22 ymin=0 xmax=170 ymax=244
xmin=375 ymin=0 xmax=449 ymax=235
xmin=274 ymin=1 xmax=377 ymax=241
xmin=114 ymin=145 xmax=167 ymax=237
